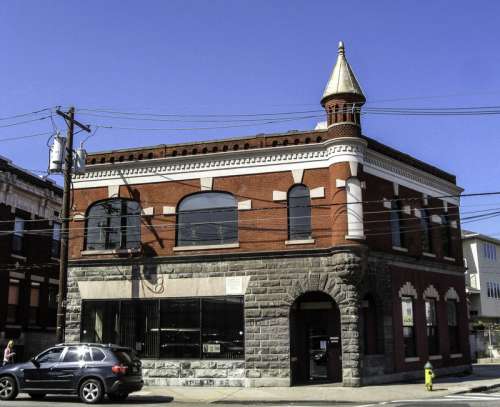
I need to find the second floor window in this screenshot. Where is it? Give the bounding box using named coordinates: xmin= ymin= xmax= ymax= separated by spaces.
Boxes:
xmin=440 ymin=214 xmax=453 ymax=257
xmin=177 ymin=192 xmax=238 ymax=246
xmin=288 ymin=184 xmax=311 ymax=240
xmin=52 ymin=222 xmax=61 ymax=258
xmin=12 ymin=217 xmax=25 ymax=255
xmin=420 ymin=207 xmax=433 ymax=253
xmin=483 ymin=242 xmax=497 ymax=261
xmin=390 ymin=199 xmax=405 ymax=248
xmin=85 ymin=199 xmax=141 ymax=251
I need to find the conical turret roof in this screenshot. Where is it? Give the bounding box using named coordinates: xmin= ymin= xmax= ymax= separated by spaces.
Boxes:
xmin=321 ymin=41 xmax=365 ymax=104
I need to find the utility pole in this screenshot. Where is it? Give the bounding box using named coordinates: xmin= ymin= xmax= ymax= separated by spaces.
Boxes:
xmin=55 ymin=107 xmax=90 ymax=343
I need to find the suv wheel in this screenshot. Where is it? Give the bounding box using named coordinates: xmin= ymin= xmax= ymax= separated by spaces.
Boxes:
xmin=0 ymin=376 xmax=18 ymax=401
xmin=79 ymin=378 xmax=104 ymax=404
xmin=108 ymin=392 xmax=129 ymax=402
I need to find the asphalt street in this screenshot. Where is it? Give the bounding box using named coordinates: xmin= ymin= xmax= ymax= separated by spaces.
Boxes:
xmin=3 ymin=389 xmax=500 ymax=407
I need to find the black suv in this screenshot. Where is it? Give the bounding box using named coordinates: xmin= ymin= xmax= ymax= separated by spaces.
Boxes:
xmin=0 ymin=343 xmax=143 ymax=404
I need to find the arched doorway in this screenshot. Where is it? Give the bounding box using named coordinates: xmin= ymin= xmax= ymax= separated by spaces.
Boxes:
xmin=290 ymin=291 xmax=342 ymax=385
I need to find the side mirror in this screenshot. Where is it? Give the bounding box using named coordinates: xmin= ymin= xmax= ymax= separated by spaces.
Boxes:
xmin=30 ymin=358 xmax=40 ymax=368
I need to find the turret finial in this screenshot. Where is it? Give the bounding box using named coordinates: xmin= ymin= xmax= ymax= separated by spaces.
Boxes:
xmin=338 ymin=41 xmax=345 ymax=56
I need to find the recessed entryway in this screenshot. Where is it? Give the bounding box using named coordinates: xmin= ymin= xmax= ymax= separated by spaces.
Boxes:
xmin=290 ymin=291 xmax=342 ymax=385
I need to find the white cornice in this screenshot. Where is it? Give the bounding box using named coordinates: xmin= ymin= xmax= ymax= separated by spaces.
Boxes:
xmin=72 ymin=137 xmax=461 ymax=204
xmin=0 ymin=173 xmax=62 ymax=218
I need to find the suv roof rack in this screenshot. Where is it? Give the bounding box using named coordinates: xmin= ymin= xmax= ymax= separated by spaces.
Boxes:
xmin=55 ymin=342 xmax=124 ymax=348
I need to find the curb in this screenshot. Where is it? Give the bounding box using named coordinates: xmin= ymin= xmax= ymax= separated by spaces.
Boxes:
xmin=452 ymin=381 xmax=500 ymax=395
xmin=211 ymin=401 xmax=361 ymax=405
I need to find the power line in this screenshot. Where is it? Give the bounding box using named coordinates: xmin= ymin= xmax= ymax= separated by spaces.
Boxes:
xmin=0 ymin=131 xmax=54 ymax=143
xmin=1 ymin=204 xmax=498 ymax=237
xmin=0 ymin=107 xmax=52 ymax=121
xmin=0 ymin=115 xmax=51 ymax=128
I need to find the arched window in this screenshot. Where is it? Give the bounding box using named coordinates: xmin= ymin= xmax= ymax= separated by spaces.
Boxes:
xmin=288 ymin=185 xmax=311 ymax=240
xmin=177 ymin=192 xmax=238 ymax=247
xmin=85 ymin=199 xmax=141 ymax=251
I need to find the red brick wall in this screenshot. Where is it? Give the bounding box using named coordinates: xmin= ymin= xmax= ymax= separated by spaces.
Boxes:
xmin=70 ymin=163 xmax=462 ymax=263
xmin=391 ymin=266 xmax=470 ymax=371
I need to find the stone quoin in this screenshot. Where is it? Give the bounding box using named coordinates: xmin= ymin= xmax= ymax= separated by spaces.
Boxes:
xmin=66 ymin=42 xmax=470 ymax=387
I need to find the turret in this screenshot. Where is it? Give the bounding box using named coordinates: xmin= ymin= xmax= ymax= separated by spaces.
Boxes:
xmin=321 ymin=42 xmax=366 ymax=129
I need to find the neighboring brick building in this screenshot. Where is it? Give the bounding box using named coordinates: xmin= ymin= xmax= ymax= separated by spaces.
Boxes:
xmin=0 ymin=155 xmax=62 ymax=360
xmin=67 ymin=42 xmax=470 ymax=386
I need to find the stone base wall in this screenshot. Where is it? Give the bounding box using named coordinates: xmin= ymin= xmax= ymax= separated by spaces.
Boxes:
xmin=363 ymin=364 xmax=471 ymax=385
xmin=142 ymin=359 xmax=246 ymax=387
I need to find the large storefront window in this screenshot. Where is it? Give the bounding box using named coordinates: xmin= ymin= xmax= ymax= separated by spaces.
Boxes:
xmin=81 ymin=297 xmax=244 ymax=360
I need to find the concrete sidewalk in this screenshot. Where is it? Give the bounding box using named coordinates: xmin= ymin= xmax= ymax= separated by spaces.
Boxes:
xmin=137 ymin=364 xmax=500 ymax=404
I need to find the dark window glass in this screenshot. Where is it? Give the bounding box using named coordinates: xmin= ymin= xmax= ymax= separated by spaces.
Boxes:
xmin=201 ymin=297 xmax=244 ymax=359
xmin=160 ymin=299 xmax=200 ymax=358
xmin=47 ymin=285 xmax=58 ymax=327
xmin=85 ymin=199 xmax=141 ymax=250
xmin=63 ymin=347 xmax=85 ymax=363
xmin=177 ymin=192 xmax=238 ymax=246
xmin=81 ymin=298 xmax=244 ymax=360
xmin=91 ymin=348 xmax=106 ymax=361
xmin=420 ymin=207 xmax=433 ymax=253
xmin=138 ymin=300 xmax=160 ymax=358
xmin=401 ymin=297 xmax=417 ymax=357
xmin=425 ymin=299 xmax=439 ymax=355
xmin=113 ymin=350 xmax=134 ymax=364
xmin=52 ymin=222 xmax=61 ymax=258
xmin=288 ymin=185 xmax=311 ymax=240
xmin=447 ymin=300 xmax=460 ymax=353
xmin=37 ymin=347 xmax=64 ymax=364
xmin=390 ymin=199 xmax=405 ymax=248
xmin=441 ymin=214 xmax=453 ymax=257
xmin=81 ymin=301 xmax=119 ymax=344
xmin=12 ymin=217 xmax=25 ymax=256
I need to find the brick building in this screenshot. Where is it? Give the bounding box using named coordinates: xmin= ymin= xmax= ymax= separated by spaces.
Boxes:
xmin=66 ymin=42 xmax=470 ymax=386
xmin=0 ymin=155 xmax=62 ymax=360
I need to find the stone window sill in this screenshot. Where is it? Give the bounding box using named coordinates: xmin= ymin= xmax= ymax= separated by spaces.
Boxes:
xmin=392 ymin=246 xmax=408 ymax=253
xmin=345 ymin=235 xmax=366 ymax=240
xmin=450 ymin=353 xmax=463 ymax=359
xmin=173 ymin=243 xmax=240 ymax=252
xmin=423 ymin=252 xmax=437 ymax=258
xmin=81 ymin=248 xmax=141 ymax=256
xmin=429 ymin=355 xmax=443 ymax=360
xmin=404 ymin=357 xmax=420 ymax=363
xmin=444 ymin=256 xmax=456 ymax=262
xmin=285 ymin=239 xmax=315 ymax=245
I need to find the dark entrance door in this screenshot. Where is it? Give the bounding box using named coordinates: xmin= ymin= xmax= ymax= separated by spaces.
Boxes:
xmin=290 ymin=291 xmax=342 ymax=385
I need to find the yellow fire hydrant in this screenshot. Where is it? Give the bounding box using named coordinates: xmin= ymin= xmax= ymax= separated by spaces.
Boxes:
xmin=424 ymin=361 xmax=435 ymax=391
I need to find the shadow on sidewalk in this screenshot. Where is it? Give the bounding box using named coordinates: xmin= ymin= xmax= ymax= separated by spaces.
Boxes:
xmin=18 ymin=394 xmax=174 ymax=404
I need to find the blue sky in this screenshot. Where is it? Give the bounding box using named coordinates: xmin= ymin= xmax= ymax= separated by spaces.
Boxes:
xmin=1 ymin=0 xmax=500 ymax=235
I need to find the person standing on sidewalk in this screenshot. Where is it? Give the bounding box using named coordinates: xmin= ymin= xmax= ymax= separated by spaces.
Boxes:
xmin=3 ymin=340 xmax=15 ymax=366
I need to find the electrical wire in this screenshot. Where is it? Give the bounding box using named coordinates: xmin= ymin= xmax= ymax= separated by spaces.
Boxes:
xmin=0 ymin=131 xmax=54 ymax=143
xmin=0 ymin=115 xmax=51 ymax=128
